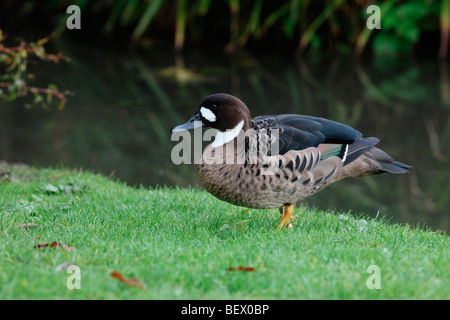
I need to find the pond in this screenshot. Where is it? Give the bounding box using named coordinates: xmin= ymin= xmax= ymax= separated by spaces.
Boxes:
xmin=1 ymin=40 xmax=449 ymax=232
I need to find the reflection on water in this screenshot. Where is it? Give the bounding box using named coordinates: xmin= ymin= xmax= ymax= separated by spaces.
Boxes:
xmin=0 ymin=41 xmax=449 ymax=232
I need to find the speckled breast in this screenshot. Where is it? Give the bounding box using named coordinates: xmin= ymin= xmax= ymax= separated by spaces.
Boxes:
xmin=197 ymin=161 xmax=322 ymax=210
xmin=197 ymin=141 xmax=341 ymax=209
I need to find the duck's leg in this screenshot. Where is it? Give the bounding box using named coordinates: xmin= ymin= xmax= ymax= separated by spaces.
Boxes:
xmin=277 ymin=204 xmax=294 ymax=230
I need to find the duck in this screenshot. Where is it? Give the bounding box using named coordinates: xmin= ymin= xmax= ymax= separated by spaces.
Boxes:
xmin=171 ymin=93 xmax=410 ymax=229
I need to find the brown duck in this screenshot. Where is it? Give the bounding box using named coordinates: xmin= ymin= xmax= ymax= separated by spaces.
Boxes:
xmin=171 ymin=93 xmax=410 ymax=229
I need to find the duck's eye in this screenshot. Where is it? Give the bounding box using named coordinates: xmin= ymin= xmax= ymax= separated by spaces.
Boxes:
xmin=211 ymin=104 xmax=217 ymax=108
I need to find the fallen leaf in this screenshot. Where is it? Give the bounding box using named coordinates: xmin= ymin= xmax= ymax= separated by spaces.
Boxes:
xmin=42 ymin=182 xmax=85 ymax=195
xmin=34 ymin=242 xmax=53 ymax=249
xmin=228 ymin=266 xmax=255 ymax=272
xmin=34 ymin=241 xmax=73 ymax=251
xmin=43 ymin=184 xmax=59 ymax=194
xmin=110 ymin=271 xmax=145 ymax=289
xmin=14 ymin=223 xmax=39 ymax=229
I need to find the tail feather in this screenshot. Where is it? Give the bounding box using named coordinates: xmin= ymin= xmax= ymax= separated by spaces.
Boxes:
xmin=335 ymin=137 xmax=411 ymax=180
xmin=379 ymin=160 xmax=411 ymax=174
xmin=366 ymin=146 xmax=411 ymax=174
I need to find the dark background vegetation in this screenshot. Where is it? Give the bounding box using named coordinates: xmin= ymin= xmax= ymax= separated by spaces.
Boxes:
xmin=0 ymin=0 xmax=447 ymax=56
xmin=1 ymin=0 xmax=449 ymax=232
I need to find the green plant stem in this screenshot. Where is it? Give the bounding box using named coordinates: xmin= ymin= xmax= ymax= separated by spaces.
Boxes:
xmin=175 ymin=0 xmax=188 ymax=51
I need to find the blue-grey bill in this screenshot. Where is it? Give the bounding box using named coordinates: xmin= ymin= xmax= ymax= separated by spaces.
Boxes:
xmin=171 ymin=114 xmax=204 ymax=133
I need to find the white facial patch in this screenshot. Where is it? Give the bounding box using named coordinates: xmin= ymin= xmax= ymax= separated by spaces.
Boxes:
xmin=211 ymin=120 xmax=244 ymax=148
xmin=200 ymin=107 xmax=216 ymax=122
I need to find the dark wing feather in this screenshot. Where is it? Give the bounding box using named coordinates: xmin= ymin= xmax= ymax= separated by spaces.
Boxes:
xmin=252 ymin=114 xmax=362 ymax=157
xmin=251 ymin=114 xmax=410 ymax=173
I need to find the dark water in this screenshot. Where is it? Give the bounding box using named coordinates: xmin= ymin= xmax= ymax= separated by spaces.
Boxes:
xmin=1 ymin=40 xmax=449 ymax=232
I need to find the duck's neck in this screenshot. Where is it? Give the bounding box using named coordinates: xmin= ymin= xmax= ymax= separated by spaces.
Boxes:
xmin=211 ymin=120 xmax=245 ymax=148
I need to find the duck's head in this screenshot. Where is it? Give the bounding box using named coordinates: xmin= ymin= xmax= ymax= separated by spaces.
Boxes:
xmin=171 ymin=93 xmax=253 ymax=136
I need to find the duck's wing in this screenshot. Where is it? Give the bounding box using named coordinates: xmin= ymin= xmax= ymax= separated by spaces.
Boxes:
xmin=251 ymin=114 xmax=371 ymax=165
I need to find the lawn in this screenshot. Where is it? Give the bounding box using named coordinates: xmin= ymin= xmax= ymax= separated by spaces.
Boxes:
xmin=0 ymin=161 xmax=448 ymax=299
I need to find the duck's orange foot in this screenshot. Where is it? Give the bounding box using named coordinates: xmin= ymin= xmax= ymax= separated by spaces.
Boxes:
xmin=277 ymin=204 xmax=294 ymax=230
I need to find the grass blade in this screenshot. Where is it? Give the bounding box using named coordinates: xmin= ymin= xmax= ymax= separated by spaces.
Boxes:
xmin=440 ymin=0 xmax=450 ymax=58
xmin=298 ymin=0 xmax=344 ymax=53
xmin=175 ymin=0 xmax=188 ymax=51
xmin=256 ymin=3 xmax=290 ymax=39
xmin=132 ymin=0 xmax=164 ymax=43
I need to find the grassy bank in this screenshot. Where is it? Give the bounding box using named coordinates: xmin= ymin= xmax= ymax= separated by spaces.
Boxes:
xmin=0 ymin=161 xmax=448 ymax=299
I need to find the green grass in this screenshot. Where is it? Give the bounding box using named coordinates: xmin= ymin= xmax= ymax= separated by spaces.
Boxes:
xmin=0 ymin=162 xmax=448 ymax=299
